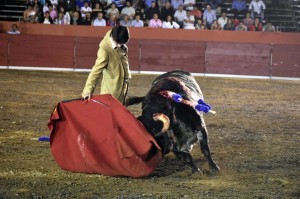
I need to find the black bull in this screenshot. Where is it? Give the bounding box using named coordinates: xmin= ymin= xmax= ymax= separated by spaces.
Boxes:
xmin=126 ymin=70 xmax=220 ymax=173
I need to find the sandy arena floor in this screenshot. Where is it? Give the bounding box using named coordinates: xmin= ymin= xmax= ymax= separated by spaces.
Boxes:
xmin=0 ymin=69 xmax=299 ymax=198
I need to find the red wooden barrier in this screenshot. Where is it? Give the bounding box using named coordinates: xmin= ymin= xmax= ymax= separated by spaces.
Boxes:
xmin=9 ymin=34 xmax=74 ymax=68
xmin=272 ymin=44 xmax=300 ymax=78
xmin=205 ymin=42 xmax=271 ymax=76
xmin=0 ymin=34 xmax=8 ymax=66
xmin=140 ymin=40 xmax=205 ymax=73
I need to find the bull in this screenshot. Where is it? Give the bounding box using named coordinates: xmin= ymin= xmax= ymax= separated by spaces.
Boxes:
xmin=126 ymin=70 xmax=220 ymax=174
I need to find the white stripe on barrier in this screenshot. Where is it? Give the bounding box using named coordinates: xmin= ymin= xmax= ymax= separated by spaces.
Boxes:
xmin=0 ymin=66 xmax=299 ymax=81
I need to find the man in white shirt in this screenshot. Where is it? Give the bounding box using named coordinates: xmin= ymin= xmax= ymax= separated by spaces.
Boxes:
xmin=249 ymin=0 xmax=266 ymax=21
xmin=174 ymin=5 xmax=186 ymax=28
xmin=131 ymin=15 xmax=144 ymax=27
xmin=217 ymin=12 xmax=228 ymax=29
xmin=92 ymin=12 xmax=106 ymax=26
xmin=81 ymin=1 xmax=92 ymax=18
xmin=183 ymin=0 xmax=195 ymax=11
xmin=183 ymin=9 xmax=195 ymax=29
xmin=121 ymin=1 xmax=135 ymax=20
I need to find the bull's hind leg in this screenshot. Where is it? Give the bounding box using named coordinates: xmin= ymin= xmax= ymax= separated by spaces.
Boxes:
xmin=173 ymin=149 xmax=202 ymax=173
xmin=199 ymin=127 xmax=220 ymax=172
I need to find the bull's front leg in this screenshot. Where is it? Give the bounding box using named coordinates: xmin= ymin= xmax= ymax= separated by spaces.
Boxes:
xmin=199 ymin=127 xmax=220 ymax=172
xmin=173 ymin=149 xmax=202 ymax=173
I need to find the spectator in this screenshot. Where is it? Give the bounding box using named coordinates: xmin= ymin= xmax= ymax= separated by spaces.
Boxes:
xmin=49 ymin=5 xmax=58 ymax=21
xmin=203 ymin=4 xmax=216 ymax=29
xmin=263 ymin=21 xmax=275 ymax=32
xmin=55 ymin=11 xmax=65 ymax=24
xmin=92 ymin=3 xmax=104 ymax=19
xmin=223 ymin=18 xmax=235 ymax=30
xmin=92 ymin=12 xmax=106 ymax=26
xmin=145 ymin=0 xmax=153 ymax=8
xmin=162 ymin=15 xmax=180 ymax=29
xmin=70 ymin=10 xmax=82 ymax=24
xmin=42 ymin=11 xmax=54 ymax=24
xmin=146 ymin=1 xmax=160 ymax=20
xmin=60 ymin=6 xmax=71 ymax=24
xmin=121 ymin=1 xmax=135 ymax=20
xmin=171 ymin=0 xmax=183 ymax=10
xmin=112 ymin=0 xmax=125 ymax=12
xmin=249 ymin=17 xmax=262 ymax=31
xmin=107 ymin=15 xmax=117 ymax=26
xmin=63 ymin=0 xmax=76 ymax=12
xmin=174 ymin=5 xmax=186 ymax=28
xmin=82 ymin=11 xmax=92 ymax=24
xmin=76 ymin=0 xmax=86 ymax=10
xmin=161 ymin=2 xmax=174 ymax=22
xmin=235 ymin=21 xmax=247 ymax=31
xmin=211 ymin=19 xmax=221 ymax=30
xmin=120 ymin=14 xmax=131 ymax=26
xmin=243 ymin=12 xmax=253 ymax=30
xmin=23 ymin=4 xmax=35 ymax=22
xmin=80 ymin=1 xmax=92 ymax=18
xmin=7 ymin=24 xmax=20 ymax=34
xmin=204 ymin=0 xmax=223 ymax=16
xmin=50 ymin=0 xmax=58 ymax=7
xmin=158 ymin=0 xmax=169 ymax=9
xmin=106 ymin=3 xmax=119 ymax=19
xmin=249 ymin=0 xmax=266 ymax=22
xmin=195 ymin=19 xmax=203 ymax=29
xmin=149 ymin=13 xmax=162 ymax=28
xmin=183 ymin=0 xmax=195 ymax=11
xmin=43 ymin=1 xmax=49 ymax=14
xmin=233 ymin=18 xmax=240 ymax=26
xmin=183 ymin=9 xmax=195 ymax=29
xmin=217 ymin=12 xmax=227 ymax=30
xmin=190 ymin=5 xmax=201 ymax=21
xmin=232 ymin=0 xmax=247 ymax=19
xmin=131 ymin=14 xmax=144 ymax=27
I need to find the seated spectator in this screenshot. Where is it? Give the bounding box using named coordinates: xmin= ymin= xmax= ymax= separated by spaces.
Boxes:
xmin=145 ymin=0 xmax=153 ymax=8
xmin=146 ymin=2 xmax=160 ymax=21
xmin=263 ymin=21 xmax=275 ymax=32
xmin=161 ymin=2 xmax=174 ymax=22
xmin=60 ymin=7 xmax=71 ymax=24
xmin=106 ymin=3 xmax=119 ymax=19
xmin=203 ymin=4 xmax=217 ymax=29
xmin=55 ymin=11 xmax=66 ymax=24
xmin=233 ymin=18 xmax=240 ymax=26
xmin=205 ymin=0 xmax=223 ymax=16
xmin=157 ymin=0 xmax=168 ymax=10
xmin=50 ymin=0 xmax=58 ymax=7
xmin=120 ymin=14 xmax=131 ymax=26
xmin=195 ymin=19 xmax=202 ymax=29
xmin=80 ymin=1 xmax=92 ymax=18
xmin=131 ymin=14 xmax=144 ymax=27
xmin=121 ymin=1 xmax=135 ymax=20
xmin=76 ymin=0 xmax=86 ymax=10
xmin=23 ymin=4 xmax=35 ymax=22
xmin=174 ymin=5 xmax=186 ymax=28
xmin=42 ymin=11 xmax=54 ymax=24
xmin=183 ymin=0 xmax=195 ymax=11
xmin=232 ymin=0 xmax=247 ymax=19
xmin=82 ymin=11 xmax=92 ymax=25
xmin=70 ymin=10 xmax=82 ymax=25
xmin=63 ymin=0 xmax=76 ymax=12
xmin=223 ymin=18 xmax=235 ymax=30
xmin=183 ymin=9 xmax=195 ymax=29
xmin=92 ymin=12 xmax=106 ymax=26
xmin=107 ymin=15 xmax=117 ymax=26
xmin=249 ymin=0 xmax=266 ymax=22
xmin=43 ymin=1 xmax=49 ymax=14
xmin=7 ymin=24 xmax=20 ymax=34
xmin=211 ymin=19 xmax=221 ymax=30
xmin=191 ymin=5 xmax=201 ymax=21
xmin=162 ymin=15 xmax=180 ymax=29
xmin=149 ymin=13 xmax=162 ymax=28
xmin=217 ymin=12 xmax=227 ymax=30
xmin=113 ymin=0 xmax=125 ymax=12
xmin=243 ymin=12 xmax=253 ymax=30
xmin=92 ymin=3 xmax=104 ymax=19
xmin=171 ymin=0 xmax=183 ymax=10
xmin=235 ymin=21 xmax=247 ymax=31
xmin=249 ymin=17 xmax=262 ymax=31
xmin=49 ymin=5 xmax=58 ymax=21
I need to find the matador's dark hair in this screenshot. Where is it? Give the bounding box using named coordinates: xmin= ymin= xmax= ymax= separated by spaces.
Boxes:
xmin=111 ymin=25 xmax=130 ymax=45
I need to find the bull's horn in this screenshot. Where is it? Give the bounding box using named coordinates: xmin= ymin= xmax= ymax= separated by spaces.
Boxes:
xmin=153 ymin=113 xmax=170 ymax=132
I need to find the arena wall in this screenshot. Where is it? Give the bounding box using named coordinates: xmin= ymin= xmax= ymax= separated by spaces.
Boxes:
xmin=1 ymin=21 xmax=300 ymax=78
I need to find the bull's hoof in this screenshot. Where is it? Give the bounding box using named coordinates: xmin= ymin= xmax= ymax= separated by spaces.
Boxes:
xmin=210 ymin=165 xmax=221 ymax=174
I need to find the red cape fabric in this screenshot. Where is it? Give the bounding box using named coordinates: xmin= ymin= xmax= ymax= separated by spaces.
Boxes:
xmin=48 ymin=94 xmax=162 ymax=178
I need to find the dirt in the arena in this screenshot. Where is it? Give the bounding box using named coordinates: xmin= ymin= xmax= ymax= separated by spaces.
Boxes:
xmin=0 ymin=70 xmax=299 ymax=198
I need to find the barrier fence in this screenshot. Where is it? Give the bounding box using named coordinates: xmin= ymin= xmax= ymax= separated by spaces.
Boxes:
xmin=0 ymin=22 xmax=300 ymax=78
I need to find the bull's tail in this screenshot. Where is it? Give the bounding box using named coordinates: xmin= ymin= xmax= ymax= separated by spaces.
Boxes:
xmin=125 ymin=96 xmax=145 ymax=106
